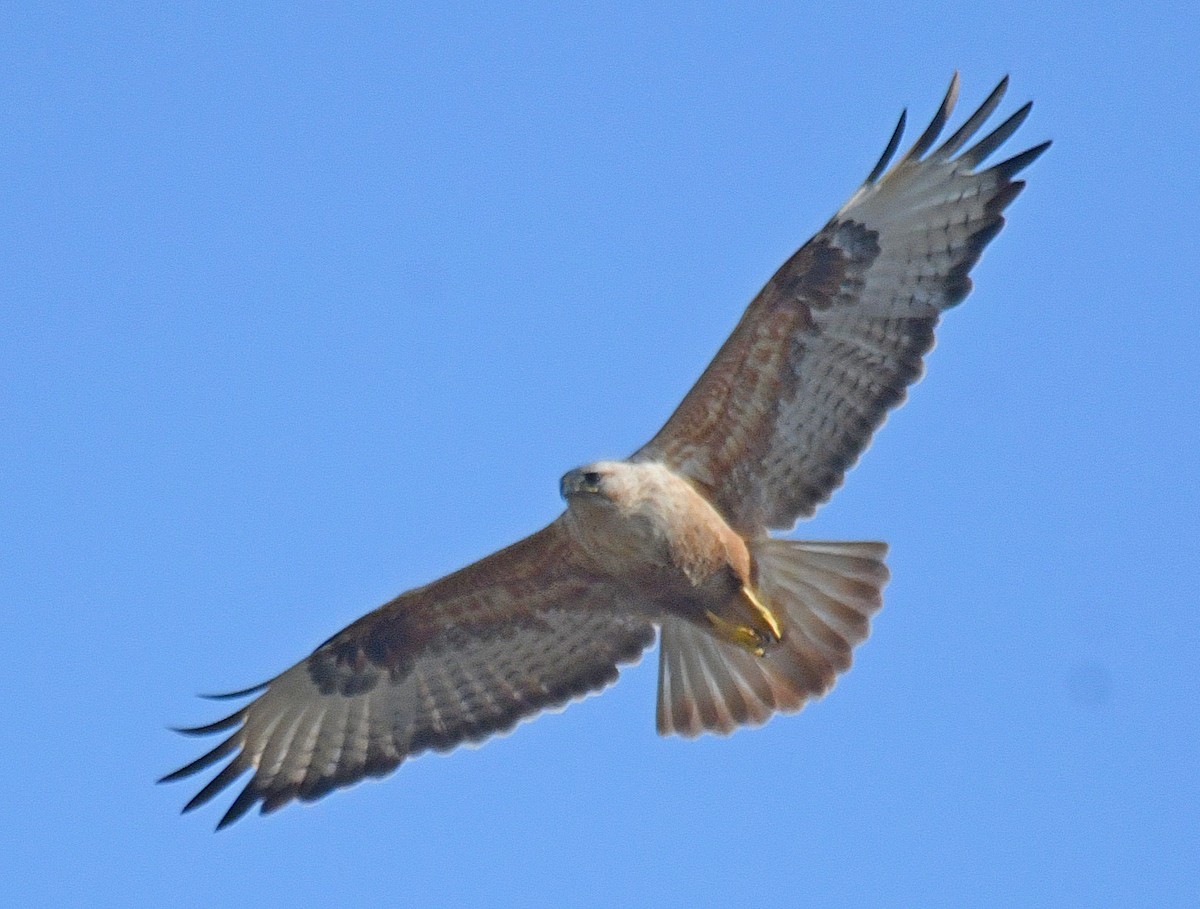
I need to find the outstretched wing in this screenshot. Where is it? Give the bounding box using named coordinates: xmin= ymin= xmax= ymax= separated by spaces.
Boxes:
xmin=634 ymin=75 xmax=1050 ymax=534
xmin=161 ymin=520 xmax=654 ymax=829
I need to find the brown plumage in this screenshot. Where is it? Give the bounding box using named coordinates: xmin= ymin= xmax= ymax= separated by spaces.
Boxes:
xmin=163 ymin=74 xmax=1049 ymax=828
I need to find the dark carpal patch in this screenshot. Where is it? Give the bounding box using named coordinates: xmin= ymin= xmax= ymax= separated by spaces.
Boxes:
xmin=307 ymin=645 xmax=385 ymax=696
xmin=765 ymin=219 xmax=880 ymax=314
xmin=308 ymin=609 xmax=425 ymax=695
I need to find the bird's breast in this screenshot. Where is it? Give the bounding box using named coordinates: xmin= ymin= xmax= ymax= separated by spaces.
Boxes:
xmin=563 ymin=462 xmax=749 ymax=597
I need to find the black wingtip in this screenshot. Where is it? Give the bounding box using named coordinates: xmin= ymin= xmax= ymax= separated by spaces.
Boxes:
xmin=170 ymin=709 xmax=246 ymax=737
xmin=214 ymin=780 xmax=262 ymax=831
xmin=989 ymin=139 xmax=1052 ymax=179
xmin=865 ymin=109 xmax=906 ymax=184
xmin=897 ymin=72 xmax=960 ymax=166
xmin=199 ymin=681 xmax=269 ymax=701
xmin=159 ymin=731 xmax=242 ymax=784
xmin=962 ymin=100 xmax=1034 ymax=167
xmin=934 ymin=75 xmax=1010 ymax=160
xmin=181 ymin=758 xmax=250 ymax=814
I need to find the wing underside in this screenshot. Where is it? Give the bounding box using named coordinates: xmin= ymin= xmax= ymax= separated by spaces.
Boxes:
xmin=162 ymin=521 xmax=655 ymax=828
xmin=636 ymin=75 xmax=1049 ymax=533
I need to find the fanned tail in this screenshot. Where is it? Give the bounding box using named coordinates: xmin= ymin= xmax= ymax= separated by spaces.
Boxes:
xmin=656 ymin=540 xmax=888 ymax=737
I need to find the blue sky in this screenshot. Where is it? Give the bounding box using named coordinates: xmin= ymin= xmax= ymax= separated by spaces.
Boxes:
xmin=3 ymin=3 xmax=1197 ymax=907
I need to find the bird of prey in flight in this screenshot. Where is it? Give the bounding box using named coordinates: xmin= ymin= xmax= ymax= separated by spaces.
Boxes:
xmin=163 ymin=74 xmax=1049 ymax=829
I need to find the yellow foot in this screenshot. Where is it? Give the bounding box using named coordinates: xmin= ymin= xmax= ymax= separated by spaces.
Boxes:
xmin=740 ymin=585 xmax=783 ymax=643
xmin=704 ymin=609 xmax=767 ymax=657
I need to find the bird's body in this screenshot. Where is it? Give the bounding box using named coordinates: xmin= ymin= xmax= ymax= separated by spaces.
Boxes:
xmin=164 ymin=74 xmax=1050 ymax=828
xmin=563 ymin=462 xmax=750 ymax=610
xmin=562 ymin=461 xmax=784 ymax=656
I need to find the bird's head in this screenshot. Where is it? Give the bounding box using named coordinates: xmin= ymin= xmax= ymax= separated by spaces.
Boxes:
xmin=559 ymin=462 xmax=619 ymax=503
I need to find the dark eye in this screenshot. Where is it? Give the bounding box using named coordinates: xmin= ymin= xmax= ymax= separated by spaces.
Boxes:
xmin=582 ymin=471 xmax=602 ymax=488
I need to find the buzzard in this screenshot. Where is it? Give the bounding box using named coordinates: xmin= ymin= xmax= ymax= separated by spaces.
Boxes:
xmin=164 ymin=74 xmax=1049 ymax=828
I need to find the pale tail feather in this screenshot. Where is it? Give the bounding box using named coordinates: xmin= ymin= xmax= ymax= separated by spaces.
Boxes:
xmin=656 ymin=540 xmax=888 ymax=737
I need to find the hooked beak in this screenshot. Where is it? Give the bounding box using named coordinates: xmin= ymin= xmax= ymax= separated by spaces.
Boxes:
xmin=560 ymin=471 xmax=577 ymax=500
xmin=560 ymin=468 xmax=601 ymax=500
